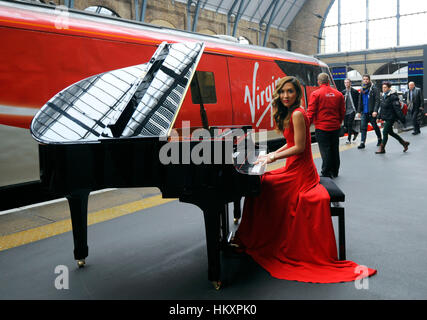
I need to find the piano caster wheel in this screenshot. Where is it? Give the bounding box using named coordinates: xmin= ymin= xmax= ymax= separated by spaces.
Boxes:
xmin=77 ymin=259 xmax=86 ymax=268
xmin=233 ymin=218 xmax=239 ymax=225
xmin=212 ymin=281 xmax=222 ymax=290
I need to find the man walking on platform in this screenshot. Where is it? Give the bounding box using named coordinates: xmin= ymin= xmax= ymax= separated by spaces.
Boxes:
xmin=356 ymin=74 xmax=382 ymax=149
xmin=406 ymin=81 xmax=424 ymax=135
xmin=341 ymin=78 xmax=360 ymax=144
xmin=307 ymin=73 xmax=345 ymax=178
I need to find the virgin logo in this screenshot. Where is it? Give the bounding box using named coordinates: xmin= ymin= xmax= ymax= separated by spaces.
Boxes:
xmin=244 ymin=62 xmax=281 ymax=128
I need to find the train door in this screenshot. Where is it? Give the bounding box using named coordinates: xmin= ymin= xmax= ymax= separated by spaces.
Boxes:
xmin=226 ymin=57 xmax=285 ymax=130
xmin=175 ymin=53 xmax=232 ymax=128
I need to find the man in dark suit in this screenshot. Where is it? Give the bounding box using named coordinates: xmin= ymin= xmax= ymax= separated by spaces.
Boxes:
xmin=356 ymin=74 xmax=382 ymax=149
xmin=406 ymin=82 xmax=424 ymax=135
xmin=341 ymin=78 xmax=360 ymax=144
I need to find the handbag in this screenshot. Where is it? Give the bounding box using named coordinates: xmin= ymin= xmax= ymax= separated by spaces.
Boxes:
xmin=401 ymin=102 xmax=408 ymax=116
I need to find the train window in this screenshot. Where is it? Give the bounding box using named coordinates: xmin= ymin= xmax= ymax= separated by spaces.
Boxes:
xmin=275 ymin=60 xmax=306 ymax=85
xmin=85 ymin=6 xmax=120 ymax=17
xmin=275 ymin=60 xmax=333 ymax=87
xmin=305 ymin=66 xmax=314 ymax=86
xmin=311 ymin=65 xmax=323 ymax=86
xmin=275 ymin=60 xmax=335 ymax=88
xmin=190 ymin=71 xmax=217 ymax=104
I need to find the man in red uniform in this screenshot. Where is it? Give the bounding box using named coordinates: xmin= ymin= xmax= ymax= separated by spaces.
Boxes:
xmin=307 ymin=73 xmax=345 ymax=178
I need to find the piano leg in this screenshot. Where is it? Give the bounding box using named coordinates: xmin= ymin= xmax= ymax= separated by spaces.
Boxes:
xmin=220 ymin=204 xmax=230 ymax=246
xmin=233 ymin=198 xmax=241 ymax=224
xmin=202 ymin=205 xmax=222 ymax=290
xmin=66 ymin=190 xmax=90 ymax=268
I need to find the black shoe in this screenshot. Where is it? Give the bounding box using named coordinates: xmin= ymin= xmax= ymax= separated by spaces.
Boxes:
xmin=412 ymin=131 xmax=420 ymax=135
xmin=376 ymin=139 xmax=382 ymax=146
xmin=402 ymin=141 xmax=410 ymax=152
xmin=345 ymin=140 xmax=351 ymax=144
xmin=353 ymin=132 xmax=359 ymax=141
xmin=357 ymin=143 xmax=365 ymax=149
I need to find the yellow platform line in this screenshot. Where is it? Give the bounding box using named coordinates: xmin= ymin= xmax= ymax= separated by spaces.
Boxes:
xmin=0 ymin=195 xmax=176 ymax=252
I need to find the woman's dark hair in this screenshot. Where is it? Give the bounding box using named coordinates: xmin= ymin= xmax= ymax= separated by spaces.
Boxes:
xmin=272 ymin=76 xmax=303 ymax=132
xmin=382 ymin=81 xmax=392 ymax=88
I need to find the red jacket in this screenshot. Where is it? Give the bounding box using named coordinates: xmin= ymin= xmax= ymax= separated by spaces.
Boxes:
xmin=307 ymin=84 xmax=345 ymax=131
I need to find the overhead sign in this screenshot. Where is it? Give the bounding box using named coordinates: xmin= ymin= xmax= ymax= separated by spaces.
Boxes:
xmin=408 ymin=62 xmax=423 ymax=76
xmin=331 ymin=67 xmax=346 ymax=80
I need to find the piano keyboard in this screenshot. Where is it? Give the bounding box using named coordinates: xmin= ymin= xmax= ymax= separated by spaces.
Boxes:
xmin=233 ymin=149 xmax=267 ymax=175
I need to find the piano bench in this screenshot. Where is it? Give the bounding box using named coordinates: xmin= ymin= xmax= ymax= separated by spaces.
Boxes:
xmin=319 ymin=177 xmax=346 ymax=261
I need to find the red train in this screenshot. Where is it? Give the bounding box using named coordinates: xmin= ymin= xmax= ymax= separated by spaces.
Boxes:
xmin=0 ymin=1 xmax=334 ymax=130
xmin=0 ymin=0 xmax=334 ymax=187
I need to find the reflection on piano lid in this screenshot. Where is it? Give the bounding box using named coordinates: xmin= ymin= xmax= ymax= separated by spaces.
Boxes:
xmin=30 ymin=41 xmax=205 ymax=144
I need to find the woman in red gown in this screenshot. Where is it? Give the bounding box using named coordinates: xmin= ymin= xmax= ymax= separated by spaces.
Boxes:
xmin=234 ymin=76 xmax=377 ymax=283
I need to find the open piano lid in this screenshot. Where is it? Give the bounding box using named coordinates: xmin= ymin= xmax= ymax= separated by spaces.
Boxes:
xmin=31 ymin=41 xmax=205 ymax=144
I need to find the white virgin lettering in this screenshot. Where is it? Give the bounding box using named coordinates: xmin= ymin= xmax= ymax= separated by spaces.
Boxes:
xmin=244 ymin=62 xmax=280 ymax=127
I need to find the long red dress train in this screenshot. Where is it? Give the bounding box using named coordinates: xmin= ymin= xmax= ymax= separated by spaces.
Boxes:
xmin=234 ymin=108 xmax=377 ymax=283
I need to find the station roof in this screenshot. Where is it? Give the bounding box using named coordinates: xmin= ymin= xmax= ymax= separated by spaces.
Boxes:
xmin=174 ymin=0 xmax=307 ymax=31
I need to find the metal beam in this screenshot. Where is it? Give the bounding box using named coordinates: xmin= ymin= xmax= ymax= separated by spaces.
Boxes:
xmin=397 ymin=0 xmax=400 ymax=46
xmin=134 ymin=0 xmax=139 ymax=21
xmin=366 ymin=0 xmax=369 ymax=49
xmin=316 ymin=44 xmax=427 ymax=58
xmin=140 ymin=0 xmax=147 ymax=22
xmin=259 ymin=0 xmax=276 ymax=27
xmin=187 ymin=1 xmax=192 ymax=31
xmin=263 ymin=0 xmax=285 ymax=33
xmin=201 ymin=0 xmax=209 ymax=10
xmin=249 ymin=0 xmax=264 ymax=22
xmin=63 ymin=0 xmax=75 ymax=9
xmin=263 ymin=0 xmax=281 ymax=46
xmin=337 ymin=0 xmax=341 ymax=52
xmin=227 ymin=0 xmax=240 ymax=35
xmin=317 ymin=0 xmax=336 ymax=53
xmin=215 ymin=0 xmax=226 ymax=13
xmin=232 ymin=0 xmax=251 ymax=37
xmin=278 ymin=0 xmax=296 ymax=30
xmin=192 ymin=0 xmax=202 ymax=32
xmin=269 ymin=0 xmax=286 ymax=26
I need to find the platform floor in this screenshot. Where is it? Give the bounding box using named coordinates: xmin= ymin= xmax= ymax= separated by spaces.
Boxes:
xmin=0 ymin=127 xmax=426 ymax=300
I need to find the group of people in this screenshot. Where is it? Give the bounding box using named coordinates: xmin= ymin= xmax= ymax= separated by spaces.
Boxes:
xmin=343 ymin=75 xmax=422 ymax=153
xmin=311 ymin=74 xmax=423 ymax=177
xmin=231 ymin=72 xmax=423 ymax=285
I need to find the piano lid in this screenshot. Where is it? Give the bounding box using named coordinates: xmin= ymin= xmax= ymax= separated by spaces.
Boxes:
xmin=31 ymin=41 xmax=205 ymax=144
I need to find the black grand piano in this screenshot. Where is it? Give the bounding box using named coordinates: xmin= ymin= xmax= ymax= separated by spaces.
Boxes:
xmin=30 ymin=42 xmax=265 ymax=289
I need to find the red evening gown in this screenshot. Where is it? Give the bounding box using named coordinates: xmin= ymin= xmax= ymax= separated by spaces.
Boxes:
xmin=234 ymin=107 xmax=377 ymax=283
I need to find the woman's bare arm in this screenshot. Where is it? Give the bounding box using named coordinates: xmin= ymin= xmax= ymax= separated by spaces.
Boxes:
xmin=268 ymin=110 xmax=306 ymax=163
